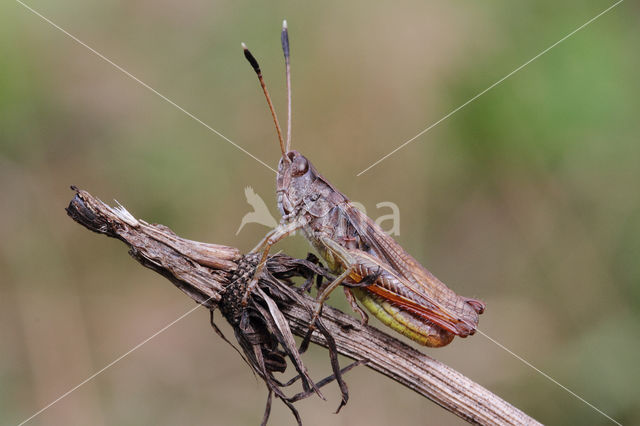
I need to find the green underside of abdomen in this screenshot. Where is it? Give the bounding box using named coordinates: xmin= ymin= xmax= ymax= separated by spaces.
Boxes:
xmin=351 ymin=288 xmax=435 ymax=346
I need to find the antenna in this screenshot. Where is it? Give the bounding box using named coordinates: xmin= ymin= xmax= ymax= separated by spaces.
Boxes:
xmin=241 ymin=42 xmax=287 ymax=159
xmin=281 ymin=20 xmax=292 ymax=153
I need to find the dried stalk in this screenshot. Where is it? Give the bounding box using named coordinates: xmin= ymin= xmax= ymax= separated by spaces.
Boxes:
xmin=65 ymin=187 xmax=541 ymax=426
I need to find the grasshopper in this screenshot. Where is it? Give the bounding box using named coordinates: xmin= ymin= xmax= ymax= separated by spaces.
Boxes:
xmin=241 ymin=21 xmax=484 ymax=347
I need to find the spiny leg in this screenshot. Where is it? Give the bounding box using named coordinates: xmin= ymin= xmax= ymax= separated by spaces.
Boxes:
xmin=308 ymin=265 xmax=355 ymax=329
xmin=243 ymin=221 xmax=302 ymax=305
xmin=343 ymin=287 xmax=368 ymax=325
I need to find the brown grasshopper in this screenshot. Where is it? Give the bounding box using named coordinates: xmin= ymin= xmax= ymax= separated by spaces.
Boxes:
xmin=241 ymin=21 xmax=484 ymax=347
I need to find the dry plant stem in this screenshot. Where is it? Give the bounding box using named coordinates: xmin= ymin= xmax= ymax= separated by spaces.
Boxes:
xmin=66 ymin=188 xmax=541 ymax=426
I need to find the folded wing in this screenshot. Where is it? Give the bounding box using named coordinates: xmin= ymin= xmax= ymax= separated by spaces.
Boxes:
xmin=341 ymin=204 xmax=484 ymax=336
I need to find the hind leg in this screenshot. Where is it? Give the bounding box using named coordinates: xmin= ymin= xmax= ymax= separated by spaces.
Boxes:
xmin=343 ymin=287 xmax=368 ymax=325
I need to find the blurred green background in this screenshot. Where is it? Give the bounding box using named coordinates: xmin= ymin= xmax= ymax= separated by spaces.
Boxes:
xmin=2 ymin=0 xmax=638 ymax=424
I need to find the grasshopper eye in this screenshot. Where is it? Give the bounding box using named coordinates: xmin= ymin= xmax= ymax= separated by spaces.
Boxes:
xmin=291 ymin=156 xmax=308 ymax=176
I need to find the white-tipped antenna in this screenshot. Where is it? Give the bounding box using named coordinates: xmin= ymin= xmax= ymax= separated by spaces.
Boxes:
xmin=241 ymin=42 xmax=287 ymax=159
xmin=281 ymin=20 xmax=292 ymax=153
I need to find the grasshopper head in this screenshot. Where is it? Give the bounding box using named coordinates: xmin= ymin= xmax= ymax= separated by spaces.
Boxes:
xmin=277 ymin=150 xmax=316 ymax=216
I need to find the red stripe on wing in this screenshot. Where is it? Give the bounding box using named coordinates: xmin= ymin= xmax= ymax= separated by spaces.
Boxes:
xmin=365 ymin=284 xmax=477 ymax=337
